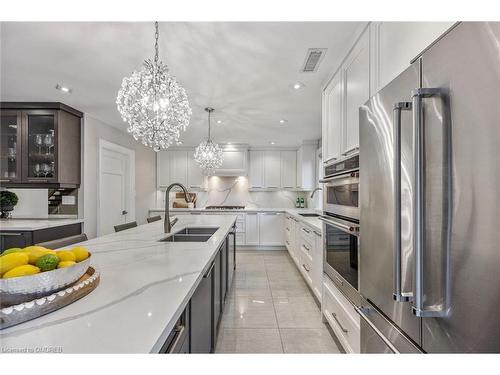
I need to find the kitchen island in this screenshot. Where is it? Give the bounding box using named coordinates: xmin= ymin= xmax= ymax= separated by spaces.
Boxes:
xmin=0 ymin=214 xmax=237 ymax=353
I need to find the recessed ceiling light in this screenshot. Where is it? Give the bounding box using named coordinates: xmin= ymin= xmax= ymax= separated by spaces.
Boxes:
xmin=279 ymin=119 xmax=287 ymax=124
xmin=216 ymin=120 xmax=223 ymax=124
xmin=270 ymin=141 xmax=276 ymax=145
xmin=292 ymin=82 xmax=305 ymax=90
xmin=55 ymin=84 xmax=72 ymax=93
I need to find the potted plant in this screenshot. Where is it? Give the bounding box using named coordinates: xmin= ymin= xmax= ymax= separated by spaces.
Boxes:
xmin=0 ymin=190 xmax=19 ymax=219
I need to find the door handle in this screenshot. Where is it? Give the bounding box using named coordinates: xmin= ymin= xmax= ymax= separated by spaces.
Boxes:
xmin=411 ymin=87 xmax=448 ymax=318
xmin=392 ymin=102 xmax=413 ymax=303
xmin=341 ymin=146 xmax=359 ymax=156
xmin=331 ymin=312 xmax=348 ymax=333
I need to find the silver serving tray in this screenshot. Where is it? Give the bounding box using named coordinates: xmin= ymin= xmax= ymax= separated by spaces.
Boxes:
xmin=0 ymin=255 xmax=91 ymax=307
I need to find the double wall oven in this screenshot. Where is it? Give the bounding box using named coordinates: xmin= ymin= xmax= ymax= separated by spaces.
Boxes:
xmin=320 ymin=153 xmax=360 ymax=304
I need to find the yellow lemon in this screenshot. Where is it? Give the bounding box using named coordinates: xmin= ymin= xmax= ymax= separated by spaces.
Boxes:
xmin=71 ymin=247 xmax=89 ymax=262
xmin=56 ymin=250 xmax=76 ymax=262
xmin=21 ymin=245 xmax=47 ymax=253
xmin=57 ymin=261 xmax=76 ymax=269
xmin=0 ymin=252 xmax=29 ymax=276
xmin=2 ymin=264 xmax=40 ymax=279
xmin=27 ymin=249 xmax=56 ymax=265
xmin=1 ymin=248 xmax=23 ymax=256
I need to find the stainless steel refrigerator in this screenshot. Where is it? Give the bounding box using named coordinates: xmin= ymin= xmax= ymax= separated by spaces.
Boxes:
xmin=359 ymin=22 xmax=500 ymax=353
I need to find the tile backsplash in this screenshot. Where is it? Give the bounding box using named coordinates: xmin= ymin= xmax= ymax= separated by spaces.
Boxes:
xmin=156 ymin=176 xmax=316 ymax=209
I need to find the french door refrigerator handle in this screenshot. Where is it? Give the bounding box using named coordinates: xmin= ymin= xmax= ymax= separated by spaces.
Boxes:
xmin=393 ymin=102 xmax=413 ymax=303
xmin=411 ymin=87 xmax=446 ymax=318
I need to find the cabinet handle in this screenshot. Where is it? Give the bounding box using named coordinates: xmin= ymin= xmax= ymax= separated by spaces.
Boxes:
xmin=28 ymin=179 xmax=49 ymax=182
xmin=302 ymin=263 xmax=310 ymax=273
xmin=286 ymin=240 xmax=290 ymax=245
xmin=167 ymin=324 xmax=186 ymax=353
xmin=0 ymin=232 xmax=23 ymax=236
xmin=302 ymin=227 xmax=311 ymax=234
xmin=204 ymin=261 xmax=215 ymax=278
xmin=313 ymin=231 xmax=322 ymax=237
xmin=286 ymin=227 xmax=290 ymax=232
xmin=341 ymin=147 xmax=359 ymax=156
xmin=0 ymin=179 xmax=12 ymax=182
xmin=302 ymin=244 xmax=310 ymax=252
xmin=331 ymin=312 xmax=348 ymax=333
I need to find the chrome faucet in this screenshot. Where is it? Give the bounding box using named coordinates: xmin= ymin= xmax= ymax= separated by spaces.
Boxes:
xmin=310 ymin=187 xmax=322 ymax=199
xmin=164 ymin=183 xmax=191 ymax=233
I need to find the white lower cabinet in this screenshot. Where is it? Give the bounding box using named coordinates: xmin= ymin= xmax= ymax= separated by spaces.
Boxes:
xmin=258 ymin=212 xmax=284 ymax=246
xmin=322 ymin=276 xmax=360 ymax=353
xmin=245 ymin=213 xmax=259 ymax=246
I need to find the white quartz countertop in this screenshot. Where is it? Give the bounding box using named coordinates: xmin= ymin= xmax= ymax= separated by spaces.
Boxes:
xmin=0 ymin=215 xmax=237 ymax=353
xmin=149 ymin=207 xmax=323 ymax=233
xmin=0 ymin=219 xmax=84 ymax=231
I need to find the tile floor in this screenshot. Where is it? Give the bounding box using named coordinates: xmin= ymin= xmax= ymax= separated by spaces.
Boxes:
xmin=216 ymin=250 xmax=342 ymax=354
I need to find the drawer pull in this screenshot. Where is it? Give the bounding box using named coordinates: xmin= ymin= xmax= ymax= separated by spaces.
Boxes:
xmin=302 ymin=227 xmax=311 ymax=234
xmin=168 ymin=324 xmax=186 ymax=353
xmin=302 ymin=244 xmax=310 ymax=252
xmin=331 ymin=312 xmax=348 ymax=333
xmin=302 ymin=264 xmax=310 ymax=272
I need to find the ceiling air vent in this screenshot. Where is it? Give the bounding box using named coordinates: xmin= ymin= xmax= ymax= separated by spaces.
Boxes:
xmin=301 ymin=48 xmax=327 ymax=72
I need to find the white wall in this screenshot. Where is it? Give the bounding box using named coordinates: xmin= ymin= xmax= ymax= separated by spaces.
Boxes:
xmin=82 ymin=114 xmax=156 ymax=239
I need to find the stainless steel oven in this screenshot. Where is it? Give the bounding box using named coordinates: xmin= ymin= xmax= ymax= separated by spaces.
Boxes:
xmin=321 ymin=154 xmax=359 ymax=220
xmin=319 ymin=213 xmax=360 ymax=304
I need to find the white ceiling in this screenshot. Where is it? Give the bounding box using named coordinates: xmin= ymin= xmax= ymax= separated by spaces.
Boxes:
xmin=0 ymin=22 xmax=362 ymax=147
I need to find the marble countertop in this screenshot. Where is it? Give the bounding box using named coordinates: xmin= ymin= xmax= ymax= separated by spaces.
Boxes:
xmin=149 ymin=207 xmax=323 ymax=233
xmin=0 ymin=215 xmax=237 ymax=353
xmin=0 ymin=219 xmax=84 ymax=231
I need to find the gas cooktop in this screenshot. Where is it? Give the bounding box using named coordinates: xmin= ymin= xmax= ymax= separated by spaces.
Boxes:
xmin=205 ymin=205 xmax=245 ymax=210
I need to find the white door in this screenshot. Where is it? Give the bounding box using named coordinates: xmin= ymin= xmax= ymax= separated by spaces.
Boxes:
xmin=99 ymin=141 xmax=135 ymax=236
xmin=323 ymin=71 xmax=343 ymax=163
xmin=187 ymin=151 xmax=204 ymax=189
xmin=342 ymin=29 xmax=369 ymax=157
xmin=245 ymin=213 xmax=259 ymax=245
xmin=170 ymin=150 xmax=188 ymax=186
xmin=249 ymin=150 xmax=264 ymax=188
xmin=280 ymin=151 xmax=296 ymax=189
xmin=258 ymin=212 xmax=284 ymax=246
xmin=264 ymin=151 xmax=281 ymax=188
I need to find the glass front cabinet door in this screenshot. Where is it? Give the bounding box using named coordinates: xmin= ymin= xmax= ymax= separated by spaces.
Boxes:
xmin=0 ymin=110 xmax=23 ymax=183
xmin=22 ymin=110 xmax=58 ymax=183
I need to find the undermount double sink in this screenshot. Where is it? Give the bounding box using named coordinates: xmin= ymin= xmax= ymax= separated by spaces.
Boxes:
xmin=159 ymin=227 xmax=219 ymax=242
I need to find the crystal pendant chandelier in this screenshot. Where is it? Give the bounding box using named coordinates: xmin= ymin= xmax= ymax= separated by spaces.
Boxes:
xmin=116 ymin=22 xmax=191 ymax=151
xmin=194 ymin=107 xmax=224 ymax=175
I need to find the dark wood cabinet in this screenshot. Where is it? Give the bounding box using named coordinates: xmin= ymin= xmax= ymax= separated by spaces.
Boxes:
xmin=0 ymin=102 xmax=82 ymax=188
xmin=0 ymin=222 xmax=83 ymax=252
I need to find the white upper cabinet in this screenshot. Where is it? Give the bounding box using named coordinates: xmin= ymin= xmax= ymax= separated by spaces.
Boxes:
xmin=370 ymin=22 xmax=454 ymax=92
xmin=157 ymin=150 xmax=203 ymax=189
xmin=322 ymin=72 xmax=343 ymax=163
xmin=342 ymin=29 xmax=369 ymax=157
xmin=187 ymin=152 xmax=204 ymax=189
xmin=296 ymin=143 xmax=317 ymax=190
xmin=213 ymin=146 xmax=248 ymax=176
xmin=170 ymin=150 xmax=188 ymax=186
xmin=280 ymin=151 xmax=296 ymax=189
xmin=263 ymin=150 xmax=281 ymax=188
xmin=157 ymin=151 xmax=171 ymax=188
xmin=249 ymin=150 xmax=264 ymax=188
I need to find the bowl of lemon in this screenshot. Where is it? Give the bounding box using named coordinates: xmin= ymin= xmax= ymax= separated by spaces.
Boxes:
xmin=0 ymin=245 xmax=91 ymax=307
